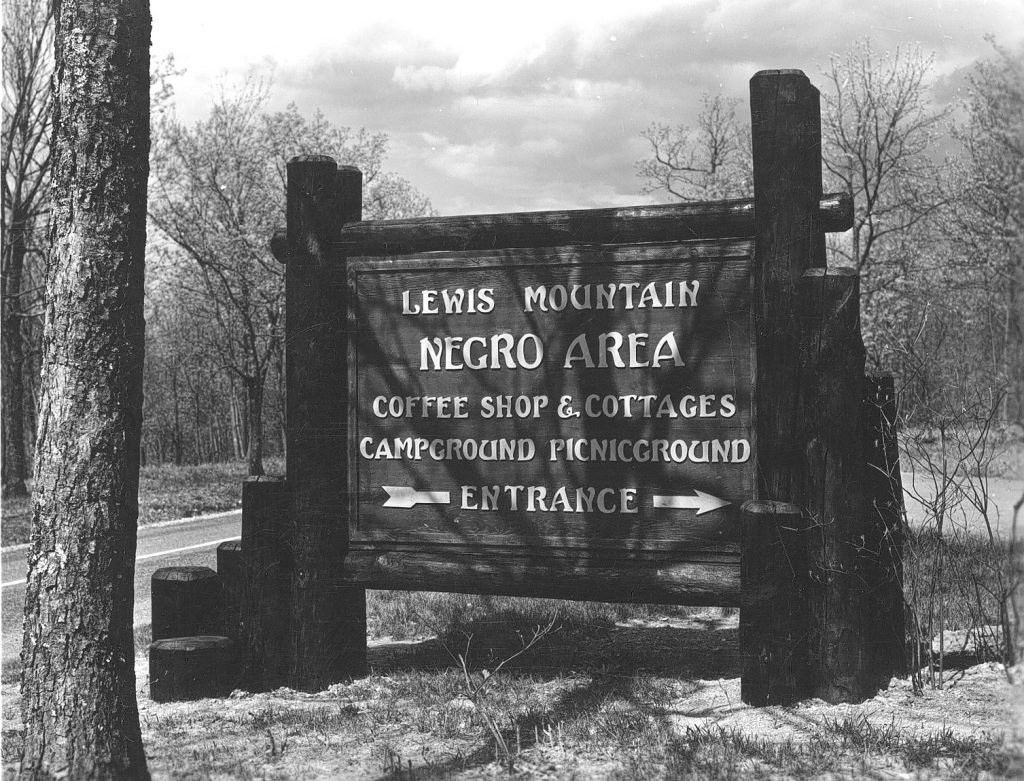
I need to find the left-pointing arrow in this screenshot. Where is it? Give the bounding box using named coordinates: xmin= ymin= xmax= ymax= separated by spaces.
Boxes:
xmin=382 ymin=486 xmax=452 ymax=509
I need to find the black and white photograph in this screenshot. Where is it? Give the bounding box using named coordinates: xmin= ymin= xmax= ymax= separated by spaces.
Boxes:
xmin=2 ymin=0 xmax=1022 ymax=777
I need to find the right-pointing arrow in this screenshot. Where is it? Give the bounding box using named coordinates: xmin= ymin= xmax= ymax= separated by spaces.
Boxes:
xmin=653 ymin=490 xmax=731 ymax=516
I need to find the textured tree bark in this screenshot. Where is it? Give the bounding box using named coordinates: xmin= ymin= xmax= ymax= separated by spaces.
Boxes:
xmin=19 ymin=0 xmax=151 ymax=777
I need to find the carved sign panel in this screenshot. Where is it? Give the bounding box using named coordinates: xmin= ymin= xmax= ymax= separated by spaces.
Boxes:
xmin=349 ymin=240 xmax=753 ymax=552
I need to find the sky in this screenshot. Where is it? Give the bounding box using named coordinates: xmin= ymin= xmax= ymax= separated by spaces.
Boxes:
xmin=150 ymin=0 xmax=1024 ymax=216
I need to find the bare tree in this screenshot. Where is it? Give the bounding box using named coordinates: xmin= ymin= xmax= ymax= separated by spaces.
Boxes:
xmin=148 ymin=81 xmax=281 ymax=476
xmin=2 ymin=0 xmax=52 ymax=498
xmin=148 ymin=81 xmax=434 ymax=475
xmin=19 ymin=0 xmax=151 ymax=776
xmin=948 ymin=40 xmax=1024 ymax=424
xmin=142 ymin=260 xmax=253 ymax=466
xmin=821 ymin=40 xmax=949 ymax=295
xmin=636 ymin=93 xmax=752 ymax=201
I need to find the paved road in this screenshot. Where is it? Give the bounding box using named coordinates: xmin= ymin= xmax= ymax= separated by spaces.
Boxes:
xmin=1 ymin=510 xmax=241 ymax=674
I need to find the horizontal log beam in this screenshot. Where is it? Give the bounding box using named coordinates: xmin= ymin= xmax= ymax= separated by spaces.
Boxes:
xmin=338 ymin=551 xmax=740 ymax=606
xmin=270 ymin=193 xmax=851 ymax=262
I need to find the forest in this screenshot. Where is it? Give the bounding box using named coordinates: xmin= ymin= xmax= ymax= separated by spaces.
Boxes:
xmin=4 ymin=1 xmax=1021 ymax=489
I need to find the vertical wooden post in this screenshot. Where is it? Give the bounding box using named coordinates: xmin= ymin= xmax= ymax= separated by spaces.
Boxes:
xmin=286 ymin=157 xmax=367 ymax=690
xmin=743 ymin=69 xmax=822 ymax=705
xmin=217 ymin=539 xmax=244 ymax=641
xmin=151 ymin=566 xmax=221 ymax=641
xmin=740 ymin=500 xmax=808 ymax=705
xmin=749 ymin=69 xmax=825 ymax=505
xmin=240 ymin=476 xmax=291 ymax=690
xmin=863 ymin=375 xmax=906 ymax=682
xmin=798 ymin=267 xmax=873 ymax=702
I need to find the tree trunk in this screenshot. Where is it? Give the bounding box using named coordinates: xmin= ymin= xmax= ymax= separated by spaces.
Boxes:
xmin=1 ymin=221 xmax=29 ymax=497
xmin=229 ymin=378 xmax=246 ymax=460
xmin=245 ymin=376 xmax=265 ymax=476
xmin=172 ymin=368 xmax=182 ymax=465
xmin=19 ymin=0 xmax=151 ymax=778
xmin=1008 ymin=259 xmax=1024 ymax=424
xmin=193 ymin=387 xmax=202 ymax=464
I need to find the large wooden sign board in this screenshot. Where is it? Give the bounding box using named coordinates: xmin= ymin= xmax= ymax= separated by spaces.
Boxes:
xmin=349 ymin=240 xmax=753 ymax=553
xmin=256 ymin=69 xmax=904 ymax=705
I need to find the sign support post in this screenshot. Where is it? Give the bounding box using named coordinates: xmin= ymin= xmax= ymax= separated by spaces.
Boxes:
xmin=285 ymin=156 xmax=368 ymax=690
xmin=237 ymin=70 xmax=903 ymax=705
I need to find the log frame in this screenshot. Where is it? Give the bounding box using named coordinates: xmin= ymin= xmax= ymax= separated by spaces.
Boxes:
xmin=285 ymin=158 xmax=367 ymax=690
xmin=249 ymin=70 xmax=904 ymax=706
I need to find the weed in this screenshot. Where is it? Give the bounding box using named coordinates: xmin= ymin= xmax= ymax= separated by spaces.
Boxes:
xmin=366 ymin=589 xmax=714 ymax=644
xmin=824 ymin=713 xmax=904 ymax=752
xmin=261 ymin=728 xmax=289 ymax=759
xmin=379 ymin=742 xmax=416 ymax=779
xmin=902 ymin=727 xmax=1012 ymax=772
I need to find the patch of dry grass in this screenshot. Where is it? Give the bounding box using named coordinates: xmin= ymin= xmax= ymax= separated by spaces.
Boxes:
xmin=2 ymin=601 xmax=1021 ymax=779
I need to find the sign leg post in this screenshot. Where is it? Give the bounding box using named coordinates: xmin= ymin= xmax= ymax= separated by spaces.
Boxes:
xmin=744 ymin=69 xmax=823 ymax=704
xmin=798 ymin=267 xmax=874 ymax=702
xmin=863 ymin=375 xmax=907 ymax=683
xmin=740 ymin=500 xmax=808 ymax=704
xmin=240 ymin=476 xmax=291 ymax=691
xmin=286 ymin=156 xmax=367 ymax=690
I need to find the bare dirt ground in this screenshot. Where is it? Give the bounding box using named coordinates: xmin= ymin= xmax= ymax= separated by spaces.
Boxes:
xmin=4 ymin=610 xmax=1022 ymax=780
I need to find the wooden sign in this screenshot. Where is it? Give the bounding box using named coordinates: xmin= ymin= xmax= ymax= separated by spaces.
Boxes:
xmin=349 ymin=239 xmax=753 ymax=553
xmin=249 ymin=70 xmax=898 ymax=705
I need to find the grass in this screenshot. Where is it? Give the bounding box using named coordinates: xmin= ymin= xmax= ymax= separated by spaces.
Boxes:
xmin=645 ymin=721 xmax=1022 ymax=780
xmin=3 ymin=589 xmax=1020 ymax=778
xmin=0 ymin=457 xmax=284 ymax=547
xmin=366 ymin=589 xmax=712 ymax=642
xmin=78 ymin=662 xmax=1017 ymax=780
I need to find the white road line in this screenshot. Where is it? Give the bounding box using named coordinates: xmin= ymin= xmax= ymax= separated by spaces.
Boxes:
xmin=0 ymin=507 xmax=242 ymax=554
xmin=136 ymin=536 xmax=239 ymax=562
xmin=1 ymin=536 xmax=239 ymax=589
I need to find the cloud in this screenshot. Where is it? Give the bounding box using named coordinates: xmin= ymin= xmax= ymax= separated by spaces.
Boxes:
xmin=157 ymin=0 xmax=1024 ymax=214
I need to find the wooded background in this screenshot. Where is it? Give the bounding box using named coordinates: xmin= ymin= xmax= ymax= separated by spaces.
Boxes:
xmin=3 ymin=0 xmax=1022 ymax=494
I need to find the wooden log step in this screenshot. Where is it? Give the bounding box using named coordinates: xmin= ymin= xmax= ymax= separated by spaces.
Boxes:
xmin=217 ymin=540 xmax=243 ymax=641
xmin=151 ymin=566 xmax=221 ymax=641
xmin=149 ymin=636 xmax=237 ymax=702
xmin=240 ymin=477 xmax=292 ymax=692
